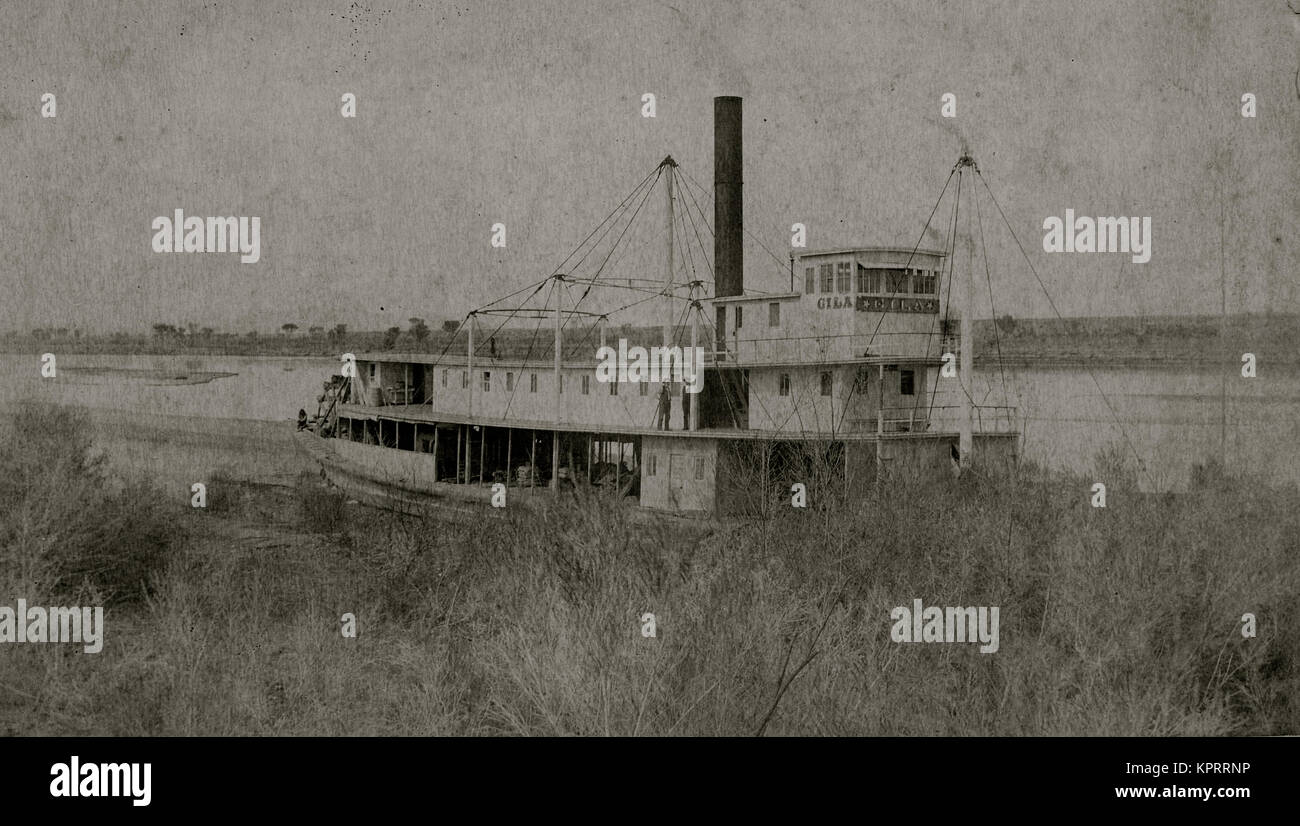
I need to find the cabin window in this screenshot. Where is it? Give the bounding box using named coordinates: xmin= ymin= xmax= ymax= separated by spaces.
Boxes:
xmin=836 ymin=261 xmax=851 ymax=292
xmin=639 ymin=381 xmax=648 ymax=396
xmin=716 ymin=306 xmax=726 ymax=352
xmin=368 ymin=363 xmax=377 ymax=379
xmin=900 ymin=369 xmax=915 ymax=395
xmin=735 ymin=305 xmax=743 ymax=330
xmin=819 ymin=264 xmax=833 ymax=292
xmin=820 ymin=371 xmax=832 ymax=396
xmin=856 ymin=266 xmax=868 ymax=293
xmin=461 ymin=370 xmax=468 ymax=389
xmin=804 ymin=267 xmax=815 ymax=294
xmin=779 ymin=373 xmax=791 ymax=396
xmin=886 ymin=269 xmax=909 ymax=293
xmin=646 ymin=454 xmax=657 ymax=476
xmin=914 ymin=270 xmax=937 ymax=294
xmin=769 ymin=302 xmax=780 ymax=327
xmin=506 ymin=372 xmax=514 ymax=391
xmin=482 ymin=371 xmax=491 ymax=392
xmin=442 ymin=369 xmax=448 ymax=388
xmin=530 ymin=373 xmax=537 ymax=393
xmin=694 ymin=455 xmax=705 ymax=480
xmin=581 ymin=375 xmax=590 ymax=395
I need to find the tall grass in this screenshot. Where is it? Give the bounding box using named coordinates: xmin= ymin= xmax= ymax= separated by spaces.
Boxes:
xmin=1 ymin=402 xmax=1296 ymax=735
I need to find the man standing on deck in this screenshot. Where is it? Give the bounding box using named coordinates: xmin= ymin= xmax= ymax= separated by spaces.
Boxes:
xmin=680 ymin=383 xmax=690 ymax=430
xmin=656 ymin=383 xmax=671 ymax=430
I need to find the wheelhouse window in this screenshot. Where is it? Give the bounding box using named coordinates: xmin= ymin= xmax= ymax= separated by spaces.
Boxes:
xmin=804 ymin=267 xmax=815 ymax=294
xmin=886 ymin=269 xmax=909 ymax=293
xmin=914 ymin=269 xmax=937 ymax=294
xmin=900 ymin=369 xmax=915 ymax=395
xmin=819 ymin=264 xmax=833 ymax=292
xmin=820 ymin=371 xmax=832 ymax=396
xmin=836 ymin=261 xmax=851 ymax=292
xmin=860 ymin=266 xmax=884 ymax=293
xmin=779 ymin=373 xmax=791 ymax=396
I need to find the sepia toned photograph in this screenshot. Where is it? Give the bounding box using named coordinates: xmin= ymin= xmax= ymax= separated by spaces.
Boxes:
xmin=1 ymin=0 xmax=1296 ymax=786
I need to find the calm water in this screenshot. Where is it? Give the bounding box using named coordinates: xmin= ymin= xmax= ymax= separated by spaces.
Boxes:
xmin=3 ymin=353 xmax=1297 ymax=492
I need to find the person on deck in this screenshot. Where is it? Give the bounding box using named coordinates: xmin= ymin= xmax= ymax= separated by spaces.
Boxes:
xmin=656 ymin=383 xmax=671 ymax=430
xmin=680 ymin=384 xmax=690 ymax=430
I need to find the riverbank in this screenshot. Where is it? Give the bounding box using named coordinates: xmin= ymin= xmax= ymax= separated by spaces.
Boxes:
xmin=2 ymin=401 xmax=1297 ymax=735
xmin=7 ymin=313 xmax=1298 ymax=365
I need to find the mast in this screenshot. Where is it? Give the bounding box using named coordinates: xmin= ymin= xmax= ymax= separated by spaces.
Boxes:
xmin=661 ymin=156 xmax=677 ymax=407
xmin=957 ymin=154 xmax=977 ymax=468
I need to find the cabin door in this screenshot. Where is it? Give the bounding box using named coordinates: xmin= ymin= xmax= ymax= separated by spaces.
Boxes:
xmin=668 ymin=453 xmax=687 ymax=507
xmin=411 ymin=366 xmax=426 ymax=404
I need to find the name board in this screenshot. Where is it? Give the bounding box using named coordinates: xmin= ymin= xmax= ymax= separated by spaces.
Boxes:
xmin=856 ymin=296 xmax=938 ymax=314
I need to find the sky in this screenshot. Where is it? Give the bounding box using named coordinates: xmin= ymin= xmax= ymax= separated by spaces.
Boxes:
xmin=1 ymin=0 xmax=1297 ymax=334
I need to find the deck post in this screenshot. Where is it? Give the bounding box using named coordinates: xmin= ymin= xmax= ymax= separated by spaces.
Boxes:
xmin=468 ymin=312 xmax=475 ymax=419
xmin=689 ymin=292 xmax=699 ymax=431
xmin=876 ymin=365 xmax=884 ymax=480
xmin=479 ymin=426 xmax=485 ymax=485
xmin=587 ymin=434 xmax=593 ymax=484
xmin=432 ymin=424 xmax=440 ymax=482
xmin=553 ymin=299 xmax=561 ymax=492
xmin=530 ymin=429 xmax=536 ymax=489
xmin=456 ymin=424 xmax=462 ymax=484
xmin=506 ymin=428 xmax=512 ymax=488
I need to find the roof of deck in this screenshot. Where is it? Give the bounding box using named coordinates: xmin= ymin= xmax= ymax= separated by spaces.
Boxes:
xmin=335 ymin=402 xmax=1017 ymax=442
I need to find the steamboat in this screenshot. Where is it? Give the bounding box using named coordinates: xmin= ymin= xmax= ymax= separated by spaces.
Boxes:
xmin=296 ymin=96 xmax=1020 ymax=517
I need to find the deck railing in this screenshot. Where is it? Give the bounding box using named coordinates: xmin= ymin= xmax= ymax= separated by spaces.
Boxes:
xmin=711 ymin=331 xmax=944 ymax=365
xmin=864 ymin=404 xmax=1018 ymax=435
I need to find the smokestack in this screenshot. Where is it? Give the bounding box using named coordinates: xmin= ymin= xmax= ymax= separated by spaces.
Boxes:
xmin=714 ymin=96 xmax=743 ymax=298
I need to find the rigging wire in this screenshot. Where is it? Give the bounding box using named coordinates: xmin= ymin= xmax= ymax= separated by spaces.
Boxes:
xmin=975 ymin=168 xmax=1155 ymax=490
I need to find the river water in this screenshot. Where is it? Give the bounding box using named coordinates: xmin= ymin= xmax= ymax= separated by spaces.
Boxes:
xmin=2 ymin=353 xmax=1296 ymax=492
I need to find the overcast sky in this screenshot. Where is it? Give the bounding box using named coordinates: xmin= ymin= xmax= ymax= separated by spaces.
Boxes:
xmin=2 ymin=0 xmax=1296 ymax=334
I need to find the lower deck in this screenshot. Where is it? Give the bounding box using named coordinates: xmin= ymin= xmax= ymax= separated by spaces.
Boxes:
xmin=315 ymin=403 xmax=1019 ymax=515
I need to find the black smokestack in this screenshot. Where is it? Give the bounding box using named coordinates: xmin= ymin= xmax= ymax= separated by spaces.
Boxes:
xmin=714 ymin=96 xmax=743 ymax=298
